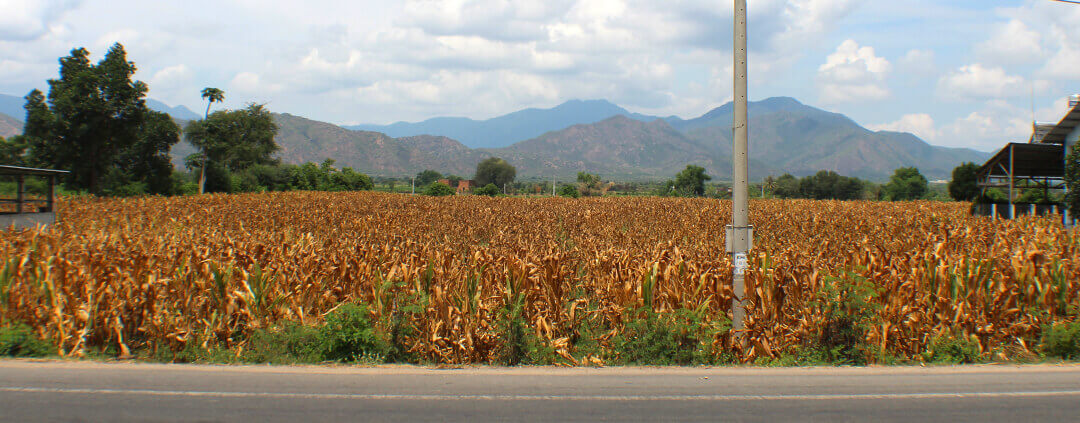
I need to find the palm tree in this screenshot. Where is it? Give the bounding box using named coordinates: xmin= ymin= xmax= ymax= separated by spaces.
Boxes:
xmin=197 ymin=87 xmax=224 ymax=194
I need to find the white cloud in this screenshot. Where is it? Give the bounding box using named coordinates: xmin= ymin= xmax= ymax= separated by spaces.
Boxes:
xmin=898 ymin=49 xmax=935 ymax=76
xmin=937 ymin=64 xmax=1028 ymax=101
xmin=0 ymin=0 xmax=870 ymax=124
xmin=229 ymin=72 xmax=280 ymax=95
xmin=817 ymin=39 xmax=890 ymax=104
xmin=150 ymin=64 xmax=191 ymax=89
xmin=776 ymin=0 xmax=861 ymax=46
xmin=976 ymin=19 xmax=1043 ymax=65
xmin=936 ymin=101 xmax=1034 ymax=151
xmin=868 ymin=113 xmax=940 ymax=142
xmin=0 ymin=0 xmax=80 ymax=41
xmin=1040 ymin=26 xmax=1080 ymax=81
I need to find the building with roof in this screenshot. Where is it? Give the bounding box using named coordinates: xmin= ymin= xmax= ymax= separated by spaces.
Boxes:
xmin=974 ymin=96 xmax=1079 ymax=220
xmin=0 ymin=165 xmax=69 ymax=229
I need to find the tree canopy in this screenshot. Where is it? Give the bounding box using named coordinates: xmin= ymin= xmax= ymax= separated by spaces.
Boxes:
xmin=882 ymin=167 xmax=928 ymax=201
xmin=184 ymin=104 xmax=279 ymax=193
xmin=474 ymin=157 xmax=516 ymax=187
xmin=415 ymin=169 xmax=443 ymax=186
xmin=948 ymin=162 xmax=980 ymax=202
xmin=673 ymin=165 xmax=711 ymax=197
xmin=20 ymin=44 xmax=179 ymax=195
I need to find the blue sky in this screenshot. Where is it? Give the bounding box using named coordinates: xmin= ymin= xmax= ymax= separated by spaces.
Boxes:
xmin=1 ymin=0 xmax=1079 ymax=152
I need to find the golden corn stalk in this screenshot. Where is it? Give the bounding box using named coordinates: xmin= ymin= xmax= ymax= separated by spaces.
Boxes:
xmin=0 ymin=192 xmax=1075 ymax=363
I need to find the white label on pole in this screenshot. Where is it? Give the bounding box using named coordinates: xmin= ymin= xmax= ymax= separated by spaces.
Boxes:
xmin=734 ymin=253 xmax=748 ymax=275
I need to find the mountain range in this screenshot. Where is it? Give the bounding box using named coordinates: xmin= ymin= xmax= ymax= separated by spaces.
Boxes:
xmin=1 ymin=91 xmax=990 ymax=181
xmin=347 ymin=99 xmax=658 ymax=149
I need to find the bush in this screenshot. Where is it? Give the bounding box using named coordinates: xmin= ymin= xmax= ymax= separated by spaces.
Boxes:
xmin=474 ymin=183 xmax=501 ymax=197
xmin=0 ymin=323 xmax=53 ymax=357
xmin=811 ymin=268 xmax=881 ymax=365
xmin=610 ymin=307 xmax=727 ymax=365
xmin=558 ymin=184 xmax=580 ymax=198
xmin=922 ymin=331 xmax=981 ymax=364
xmin=244 ymin=322 xmax=322 ymax=364
xmin=423 ymin=182 xmax=455 ymax=197
xmin=317 ymin=303 xmax=389 ymax=363
xmin=1040 ymin=321 xmax=1080 ymax=360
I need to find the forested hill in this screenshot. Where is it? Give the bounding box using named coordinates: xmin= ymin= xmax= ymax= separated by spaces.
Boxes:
xmin=0 ymin=113 xmax=20 ymax=138
xmin=152 ymin=96 xmax=991 ymax=181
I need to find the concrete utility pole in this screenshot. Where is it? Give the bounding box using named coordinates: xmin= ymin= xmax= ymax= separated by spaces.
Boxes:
xmin=729 ymin=0 xmax=752 ymax=336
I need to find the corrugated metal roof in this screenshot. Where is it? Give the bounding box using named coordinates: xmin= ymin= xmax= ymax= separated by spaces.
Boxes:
xmin=1030 ymin=123 xmax=1056 ymax=143
xmin=1040 ymin=105 xmax=1080 ymax=144
xmin=977 ymin=143 xmax=1064 ymax=178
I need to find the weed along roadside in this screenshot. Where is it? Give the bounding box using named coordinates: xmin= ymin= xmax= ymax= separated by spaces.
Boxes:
xmin=0 ymin=193 xmax=1079 ymax=366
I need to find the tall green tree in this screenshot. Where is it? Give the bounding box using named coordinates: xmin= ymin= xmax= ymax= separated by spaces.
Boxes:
xmin=948 ymin=162 xmax=980 ymax=202
xmin=673 ymin=165 xmax=711 ymax=197
xmin=474 ymin=157 xmax=516 ymax=188
xmin=184 ymin=104 xmax=279 ymax=193
xmin=882 ymin=167 xmax=928 ymax=201
xmin=414 ymin=169 xmax=442 ymax=186
xmin=0 ymin=136 xmax=28 ymax=166
xmin=196 ymin=88 xmax=225 ymax=194
xmin=772 ymin=173 xmax=800 ymax=198
xmin=21 ymin=44 xmax=178 ymax=195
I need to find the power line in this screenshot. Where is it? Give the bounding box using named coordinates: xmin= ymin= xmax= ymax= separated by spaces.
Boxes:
xmin=1051 ymin=0 xmax=1080 ymax=4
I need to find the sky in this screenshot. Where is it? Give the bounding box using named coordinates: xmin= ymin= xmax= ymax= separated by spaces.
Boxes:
xmin=2 ymin=0 xmax=1080 ymax=152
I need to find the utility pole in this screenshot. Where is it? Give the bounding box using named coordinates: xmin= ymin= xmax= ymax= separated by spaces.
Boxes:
xmin=552 ymin=175 xmax=556 ymax=196
xmin=727 ymin=0 xmax=752 ymax=338
xmin=411 ymin=177 xmax=415 ymax=195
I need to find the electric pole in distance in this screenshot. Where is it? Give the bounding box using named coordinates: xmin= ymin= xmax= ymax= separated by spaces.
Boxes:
xmin=727 ymin=0 xmax=753 ymax=340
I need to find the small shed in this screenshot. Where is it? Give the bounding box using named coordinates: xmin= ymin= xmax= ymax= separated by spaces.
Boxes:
xmin=975 ymin=97 xmax=1080 ymax=219
xmin=0 ymin=165 xmax=69 ymax=229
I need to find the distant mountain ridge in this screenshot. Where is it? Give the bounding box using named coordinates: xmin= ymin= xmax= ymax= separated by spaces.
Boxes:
xmin=254 ymin=96 xmax=990 ymax=181
xmin=0 ymin=112 xmax=20 ymax=138
xmin=0 ymin=93 xmax=25 ymax=121
xmin=146 ymin=99 xmax=200 ymax=120
xmin=347 ymin=99 xmax=657 ymax=149
xmin=4 ymin=91 xmax=990 ymax=181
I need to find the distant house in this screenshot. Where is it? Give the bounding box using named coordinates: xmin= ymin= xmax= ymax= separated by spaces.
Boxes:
xmin=436 ymin=179 xmax=451 ymax=186
xmin=456 ymin=180 xmax=475 ymax=194
xmin=975 ymin=95 xmax=1079 ymax=219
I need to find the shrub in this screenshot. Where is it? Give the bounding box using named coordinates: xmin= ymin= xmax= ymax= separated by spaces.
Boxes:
xmin=423 ymin=182 xmax=455 ymax=197
xmin=558 ymin=184 xmax=580 ymax=198
xmin=0 ymin=323 xmax=53 ymax=358
xmin=317 ymin=303 xmax=389 ymax=363
xmin=610 ymin=307 xmax=727 ymax=365
xmin=811 ymin=268 xmax=881 ymax=365
xmin=474 ymin=183 xmax=501 ymax=197
xmin=1040 ymin=321 xmax=1080 ymax=360
xmin=922 ymin=330 xmax=981 ymax=364
xmin=244 ymin=322 xmax=322 ymax=364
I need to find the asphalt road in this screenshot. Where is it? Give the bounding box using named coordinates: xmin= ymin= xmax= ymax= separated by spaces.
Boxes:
xmin=1 ymin=360 xmax=1079 ymax=422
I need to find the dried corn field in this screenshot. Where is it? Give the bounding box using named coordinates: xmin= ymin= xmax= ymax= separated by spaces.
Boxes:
xmin=0 ymin=191 xmax=1077 ymax=364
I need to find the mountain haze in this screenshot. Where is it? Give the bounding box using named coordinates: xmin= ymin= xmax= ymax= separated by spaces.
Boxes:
xmin=147 ymin=99 xmax=201 ymax=120
xmin=348 ymin=99 xmax=656 ymax=149
xmin=144 ymin=96 xmax=992 ymax=181
xmin=0 ymin=93 xmax=25 ymax=121
xmin=488 ymin=116 xmax=727 ymax=180
xmin=0 ymin=113 xmax=20 ymax=138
